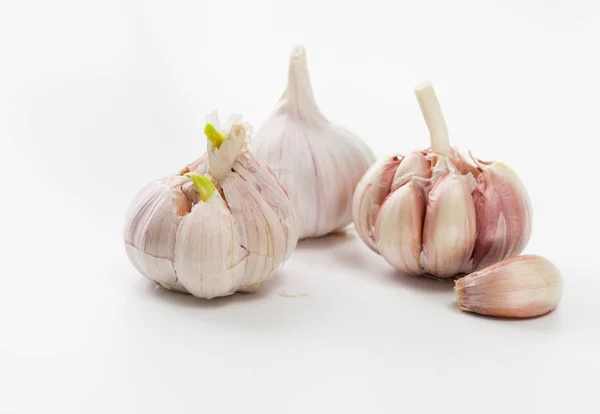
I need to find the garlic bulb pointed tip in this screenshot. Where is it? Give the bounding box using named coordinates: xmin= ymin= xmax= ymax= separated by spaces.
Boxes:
xmin=414 ymin=80 xmax=433 ymax=92
xmin=290 ymin=44 xmax=306 ymax=58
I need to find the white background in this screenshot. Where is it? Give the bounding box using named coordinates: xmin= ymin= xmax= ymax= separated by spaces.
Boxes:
xmin=1 ymin=0 xmax=599 ymax=413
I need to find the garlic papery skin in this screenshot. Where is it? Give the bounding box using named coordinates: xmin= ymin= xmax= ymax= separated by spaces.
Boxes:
xmin=374 ymin=182 xmax=424 ymax=274
xmin=352 ymin=81 xmax=532 ymax=278
xmin=123 ymin=113 xmax=298 ymax=299
xmin=251 ymin=45 xmax=376 ymax=239
xmin=352 ymin=156 xmax=401 ymax=252
xmin=454 ymin=255 xmax=563 ymax=318
xmin=123 ymin=175 xmax=191 ymax=292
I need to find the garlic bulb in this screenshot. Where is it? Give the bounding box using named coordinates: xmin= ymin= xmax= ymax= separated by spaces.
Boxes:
xmin=353 ymin=81 xmax=532 ymax=277
xmin=123 ymin=113 xmax=298 ymax=299
xmin=251 ymin=45 xmax=376 ymax=239
xmin=455 ymin=255 xmax=562 ymax=318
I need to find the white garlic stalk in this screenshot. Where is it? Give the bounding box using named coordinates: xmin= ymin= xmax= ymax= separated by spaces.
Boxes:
xmin=123 ymin=113 xmax=298 ymax=299
xmin=353 ymin=81 xmax=532 ymax=278
xmin=455 ymin=255 xmax=562 ymax=318
xmin=251 ymin=45 xmax=376 ymax=239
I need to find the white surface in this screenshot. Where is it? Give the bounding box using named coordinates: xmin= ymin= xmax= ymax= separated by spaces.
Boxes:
xmin=1 ymin=1 xmax=599 ymax=413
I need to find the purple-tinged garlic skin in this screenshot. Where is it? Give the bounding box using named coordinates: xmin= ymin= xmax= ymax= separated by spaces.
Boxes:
xmin=455 ymin=255 xmax=562 ymax=318
xmin=472 ymin=162 xmax=532 ymax=271
xmin=352 ymin=156 xmax=401 ymax=252
xmin=123 ymin=176 xmax=191 ymax=292
xmin=353 ymin=152 xmax=532 ymax=278
xmin=352 ymin=81 xmax=532 ymax=279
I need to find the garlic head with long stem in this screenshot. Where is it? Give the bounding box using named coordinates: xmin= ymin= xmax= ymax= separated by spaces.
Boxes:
xmin=352 ymin=82 xmax=532 ymax=278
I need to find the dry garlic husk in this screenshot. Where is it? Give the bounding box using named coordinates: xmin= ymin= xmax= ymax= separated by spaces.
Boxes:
xmin=251 ymin=45 xmax=375 ymax=239
xmin=352 ymin=81 xmax=532 ymax=278
xmin=123 ymin=113 xmax=298 ymax=299
xmin=455 ymin=255 xmax=562 ymax=318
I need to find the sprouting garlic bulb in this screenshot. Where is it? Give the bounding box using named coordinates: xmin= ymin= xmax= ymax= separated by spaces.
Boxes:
xmin=455 ymin=255 xmax=562 ymax=318
xmin=123 ymin=113 xmax=298 ymax=299
xmin=251 ymin=45 xmax=376 ymax=239
xmin=353 ymin=82 xmax=532 ymax=278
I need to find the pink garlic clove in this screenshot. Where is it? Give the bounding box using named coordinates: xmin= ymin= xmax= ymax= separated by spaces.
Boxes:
xmin=352 ymin=156 xmax=401 ymax=252
xmin=471 ymin=162 xmax=532 ymax=271
xmin=375 ymin=182 xmax=425 ymax=275
xmin=391 ymin=151 xmax=432 ymax=191
xmin=421 ymin=174 xmax=477 ymax=278
xmin=455 ymin=255 xmax=562 ymax=318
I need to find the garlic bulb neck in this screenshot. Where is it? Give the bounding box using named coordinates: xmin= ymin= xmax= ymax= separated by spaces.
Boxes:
xmin=414 ymin=81 xmax=451 ymax=157
xmin=278 ymin=45 xmax=324 ymax=122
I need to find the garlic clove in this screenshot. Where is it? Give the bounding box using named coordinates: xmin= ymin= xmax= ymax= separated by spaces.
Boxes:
xmin=421 ymin=174 xmax=476 ymax=278
xmin=233 ymin=155 xmax=298 ymax=261
xmin=252 ymin=45 xmax=375 ymax=239
xmin=352 ymin=156 xmax=401 ymax=252
xmin=123 ymin=175 xmax=190 ymax=292
xmin=472 ymin=161 xmax=532 ymax=271
xmin=391 ymin=151 xmax=432 ymax=191
xmin=221 ymin=168 xmax=287 ymax=291
xmin=455 ymin=255 xmax=562 ymax=318
xmin=374 ymin=182 xmax=425 ymax=275
xmin=174 ymin=190 xmax=247 ymax=299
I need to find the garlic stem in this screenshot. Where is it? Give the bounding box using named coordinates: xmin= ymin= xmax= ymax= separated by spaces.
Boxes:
xmin=185 ymin=172 xmax=215 ymax=202
xmin=204 ymin=123 xmax=225 ymax=149
xmin=414 ymin=81 xmax=450 ymax=156
xmin=281 ymin=45 xmax=320 ymax=118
